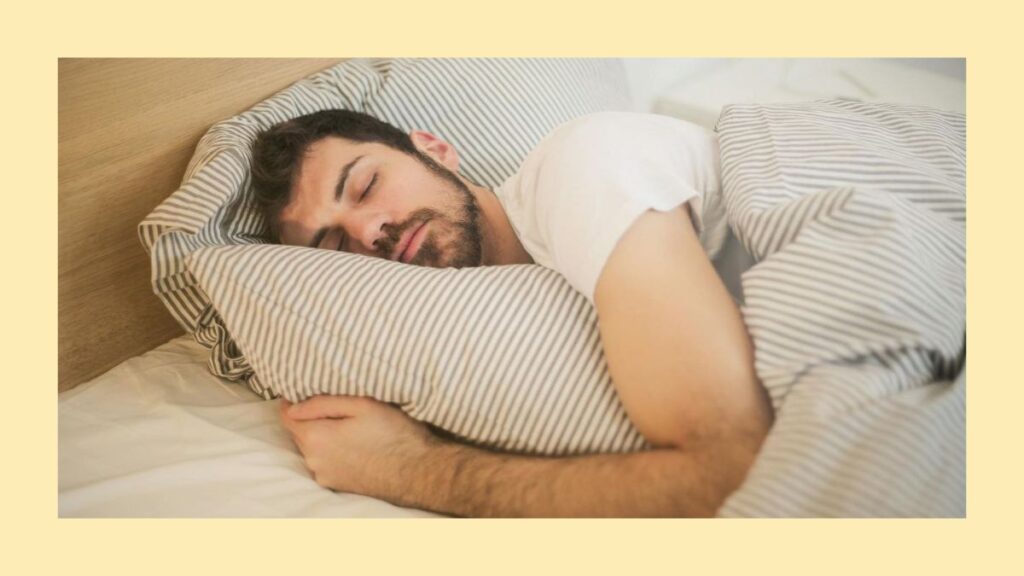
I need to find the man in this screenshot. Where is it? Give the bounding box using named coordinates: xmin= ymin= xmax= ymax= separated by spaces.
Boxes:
xmin=252 ymin=109 xmax=774 ymax=517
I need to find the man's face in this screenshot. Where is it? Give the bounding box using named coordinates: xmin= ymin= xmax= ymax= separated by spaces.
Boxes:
xmin=277 ymin=136 xmax=483 ymax=268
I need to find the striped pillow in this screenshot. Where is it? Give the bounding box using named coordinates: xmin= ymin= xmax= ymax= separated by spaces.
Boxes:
xmin=188 ymin=244 xmax=649 ymax=455
xmin=139 ymin=59 xmax=632 ymax=402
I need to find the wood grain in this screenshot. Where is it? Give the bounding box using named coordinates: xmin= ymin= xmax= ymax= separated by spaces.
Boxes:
xmin=59 ymin=58 xmax=343 ymax=392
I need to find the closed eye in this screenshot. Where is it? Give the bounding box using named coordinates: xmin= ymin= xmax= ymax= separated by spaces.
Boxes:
xmin=360 ymin=173 xmax=377 ymax=201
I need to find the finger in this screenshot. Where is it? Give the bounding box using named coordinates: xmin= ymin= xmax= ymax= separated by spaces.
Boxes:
xmin=280 ymin=417 xmax=310 ymax=454
xmin=278 ymin=399 xmax=298 ymax=429
xmin=288 ymin=395 xmax=369 ymax=421
xmin=289 ymin=429 xmax=306 ymax=454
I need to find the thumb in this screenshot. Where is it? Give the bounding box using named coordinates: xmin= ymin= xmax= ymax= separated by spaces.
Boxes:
xmin=287 ymin=395 xmax=368 ymax=421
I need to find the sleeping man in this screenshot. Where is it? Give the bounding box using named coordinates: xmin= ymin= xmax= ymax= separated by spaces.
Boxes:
xmin=252 ymin=109 xmax=774 ymax=517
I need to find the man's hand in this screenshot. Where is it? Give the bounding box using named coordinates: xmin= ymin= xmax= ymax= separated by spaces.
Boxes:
xmin=279 ymin=396 xmax=436 ymax=501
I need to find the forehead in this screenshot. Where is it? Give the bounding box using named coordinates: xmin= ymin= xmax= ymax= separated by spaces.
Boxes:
xmin=292 ymin=138 xmax=379 ymax=197
xmin=293 ymin=137 xmax=409 ymax=188
xmin=300 ymin=136 xmax=365 ymax=174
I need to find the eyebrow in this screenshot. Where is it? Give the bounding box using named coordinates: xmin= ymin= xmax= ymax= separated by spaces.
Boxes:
xmin=308 ymin=155 xmax=364 ymax=248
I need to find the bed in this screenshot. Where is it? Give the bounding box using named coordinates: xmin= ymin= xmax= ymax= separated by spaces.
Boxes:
xmin=59 ymin=58 xmax=965 ymax=517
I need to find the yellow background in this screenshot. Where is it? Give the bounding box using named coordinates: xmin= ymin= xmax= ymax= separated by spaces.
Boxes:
xmin=13 ymin=0 xmax=1020 ymax=573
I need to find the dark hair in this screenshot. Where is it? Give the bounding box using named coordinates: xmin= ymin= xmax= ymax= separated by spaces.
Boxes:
xmin=250 ymin=109 xmax=418 ymax=241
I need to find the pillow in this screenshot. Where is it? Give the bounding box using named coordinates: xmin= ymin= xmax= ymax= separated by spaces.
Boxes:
xmin=141 ymin=58 xmax=645 ymax=455
xmin=139 ymin=58 xmax=632 ymax=401
xmin=187 ymin=244 xmax=648 ymax=455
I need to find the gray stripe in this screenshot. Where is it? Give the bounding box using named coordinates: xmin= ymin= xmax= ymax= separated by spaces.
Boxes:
xmin=715 ymin=99 xmax=964 ymax=517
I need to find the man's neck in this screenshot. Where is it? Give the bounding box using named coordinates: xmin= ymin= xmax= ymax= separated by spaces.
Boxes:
xmin=469 ymin=183 xmax=534 ymax=266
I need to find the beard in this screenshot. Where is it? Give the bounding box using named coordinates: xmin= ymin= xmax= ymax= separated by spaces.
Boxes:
xmin=373 ymin=152 xmax=484 ymax=268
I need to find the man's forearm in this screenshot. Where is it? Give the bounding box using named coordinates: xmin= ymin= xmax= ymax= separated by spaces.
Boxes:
xmin=398 ymin=435 xmax=761 ymax=518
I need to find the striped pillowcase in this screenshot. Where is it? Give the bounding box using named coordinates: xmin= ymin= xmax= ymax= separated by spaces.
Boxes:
xmin=187 ymin=244 xmax=649 ymax=455
xmin=139 ymin=59 xmax=632 ymax=403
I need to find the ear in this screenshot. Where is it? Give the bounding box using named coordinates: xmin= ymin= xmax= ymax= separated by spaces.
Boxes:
xmin=409 ymin=130 xmax=461 ymax=172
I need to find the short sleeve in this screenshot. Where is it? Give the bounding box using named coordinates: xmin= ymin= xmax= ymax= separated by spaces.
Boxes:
xmin=515 ymin=112 xmax=719 ymax=302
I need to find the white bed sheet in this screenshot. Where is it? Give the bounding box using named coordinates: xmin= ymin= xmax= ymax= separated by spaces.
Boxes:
xmin=58 ymin=336 xmax=441 ymax=518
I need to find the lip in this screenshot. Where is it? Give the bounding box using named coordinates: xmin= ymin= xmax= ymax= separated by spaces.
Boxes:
xmin=397 ymin=221 xmax=429 ymax=263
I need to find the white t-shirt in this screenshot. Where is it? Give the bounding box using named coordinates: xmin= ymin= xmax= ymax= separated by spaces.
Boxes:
xmin=494 ymin=111 xmax=728 ymax=303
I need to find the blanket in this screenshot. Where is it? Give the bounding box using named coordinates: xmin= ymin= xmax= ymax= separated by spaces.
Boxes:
xmin=713 ymin=99 xmax=965 ymax=517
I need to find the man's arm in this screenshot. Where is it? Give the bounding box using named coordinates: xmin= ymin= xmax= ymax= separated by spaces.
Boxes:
xmin=281 ymin=206 xmax=773 ymax=516
xmin=409 ymin=429 xmax=763 ymax=517
xmin=594 ymin=207 xmax=772 ymax=453
xmin=283 ymin=395 xmax=762 ymax=516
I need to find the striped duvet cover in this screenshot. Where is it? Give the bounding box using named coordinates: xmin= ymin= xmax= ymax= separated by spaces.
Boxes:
xmin=713 ymin=99 xmax=965 ymax=517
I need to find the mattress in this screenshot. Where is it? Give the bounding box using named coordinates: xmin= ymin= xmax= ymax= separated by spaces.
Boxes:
xmin=58 ymin=335 xmax=441 ymax=518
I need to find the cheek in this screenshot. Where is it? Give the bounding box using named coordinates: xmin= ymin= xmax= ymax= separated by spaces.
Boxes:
xmin=391 ymin=172 xmax=438 ymax=203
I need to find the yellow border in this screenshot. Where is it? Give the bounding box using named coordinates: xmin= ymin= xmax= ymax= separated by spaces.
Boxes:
xmin=20 ymin=0 xmax=1021 ymax=574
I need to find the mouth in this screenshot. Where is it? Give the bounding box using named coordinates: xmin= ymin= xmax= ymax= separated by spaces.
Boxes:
xmin=395 ymin=220 xmax=430 ymax=264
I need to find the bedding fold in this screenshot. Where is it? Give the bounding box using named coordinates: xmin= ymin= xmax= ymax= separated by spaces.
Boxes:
xmin=713 ymin=99 xmax=965 ymax=517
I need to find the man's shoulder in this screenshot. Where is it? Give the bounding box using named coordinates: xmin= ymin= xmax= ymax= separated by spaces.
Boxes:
xmin=531 ymin=111 xmax=713 ymax=169
xmin=525 ymin=113 xmax=643 ymax=180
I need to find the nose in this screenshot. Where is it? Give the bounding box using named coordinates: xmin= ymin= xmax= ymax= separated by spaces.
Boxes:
xmin=335 ymin=209 xmax=390 ymax=256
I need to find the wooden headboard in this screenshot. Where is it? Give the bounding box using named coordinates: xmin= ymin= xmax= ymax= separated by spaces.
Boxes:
xmin=58 ymin=58 xmax=343 ymax=392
